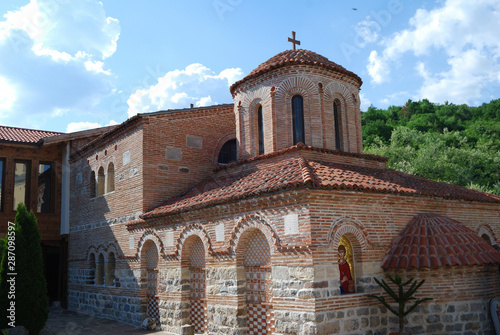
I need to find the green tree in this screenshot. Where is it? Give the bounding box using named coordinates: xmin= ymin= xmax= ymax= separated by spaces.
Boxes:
xmin=368 ymin=274 xmax=432 ymax=333
xmin=0 ymin=204 xmax=48 ymax=334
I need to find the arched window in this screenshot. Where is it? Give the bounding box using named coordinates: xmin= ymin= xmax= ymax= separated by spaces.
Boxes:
xmin=97 ymin=167 xmax=105 ymax=196
xmin=292 ymin=95 xmax=305 ymax=144
xmin=333 ymin=100 xmax=343 ymax=150
xmin=96 ymin=253 xmax=105 ymax=285
xmin=105 ymin=252 xmax=116 ymax=286
xmin=338 ymin=236 xmax=355 ymax=294
xmin=481 ymin=234 xmax=492 ymax=245
xmin=88 ymin=253 xmax=96 ymax=285
xmin=90 ymin=171 xmax=96 ymax=198
xmin=218 ymin=139 xmax=238 ymax=164
xmin=106 ymin=163 xmax=115 ymax=193
xmin=257 ymin=105 xmax=264 ymax=155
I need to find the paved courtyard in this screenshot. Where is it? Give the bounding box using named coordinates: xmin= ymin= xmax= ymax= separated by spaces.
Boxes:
xmin=40 ymin=306 xmax=170 ymax=335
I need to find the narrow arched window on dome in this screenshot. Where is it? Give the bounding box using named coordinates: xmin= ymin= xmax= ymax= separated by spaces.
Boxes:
xmin=257 ymin=105 xmax=264 ymax=155
xmin=334 ymin=100 xmax=343 ymax=150
xmin=292 ymin=95 xmax=305 ymax=145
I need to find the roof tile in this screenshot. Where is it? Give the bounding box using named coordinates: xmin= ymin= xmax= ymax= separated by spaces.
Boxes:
xmin=382 ymin=213 xmax=500 ymax=269
xmin=141 ymin=146 xmax=500 ymax=219
xmin=0 ymin=125 xmax=62 ymax=144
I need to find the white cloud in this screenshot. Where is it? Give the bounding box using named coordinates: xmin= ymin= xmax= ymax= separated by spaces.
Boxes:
xmin=196 ymin=96 xmax=214 ymax=107
xmin=354 ymin=19 xmax=380 ymax=48
xmin=359 ymin=93 xmax=371 ymax=112
xmin=416 ymin=49 xmax=498 ymax=103
xmin=0 ymin=0 xmax=120 ymax=128
xmin=66 ymin=119 xmax=118 ymax=133
xmin=0 ymin=77 xmax=16 ymax=110
xmin=379 ymin=91 xmax=410 ymax=108
xmin=367 ymin=50 xmax=390 ymax=84
xmin=127 ymin=63 xmax=243 ymax=117
xmin=366 ymin=0 xmax=500 ymax=103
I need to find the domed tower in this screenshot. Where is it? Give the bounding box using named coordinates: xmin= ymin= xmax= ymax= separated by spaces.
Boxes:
xmin=230 ymin=39 xmax=363 ymax=160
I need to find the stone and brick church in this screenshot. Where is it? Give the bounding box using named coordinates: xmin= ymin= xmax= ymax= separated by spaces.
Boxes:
xmin=2 ymin=36 xmax=500 ymax=334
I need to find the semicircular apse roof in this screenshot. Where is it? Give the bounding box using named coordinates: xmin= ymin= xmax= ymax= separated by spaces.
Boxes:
xmin=382 ymin=213 xmax=500 ymax=269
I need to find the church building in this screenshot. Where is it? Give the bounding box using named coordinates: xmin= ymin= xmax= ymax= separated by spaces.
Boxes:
xmin=64 ymin=35 xmax=500 ymax=334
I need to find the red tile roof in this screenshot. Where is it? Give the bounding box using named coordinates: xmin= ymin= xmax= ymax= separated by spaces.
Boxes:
xmin=230 ymin=49 xmax=363 ymax=96
xmin=0 ymin=125 xmax=62 ymax=144
xmin=382 ymin=213 xmax=500 ymax=269
xmin=141 ymin=146 xmax=500 ymax=219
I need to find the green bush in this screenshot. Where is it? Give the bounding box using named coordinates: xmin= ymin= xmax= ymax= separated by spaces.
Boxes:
xmin=0 ymin=203 xmax=48 ymax=334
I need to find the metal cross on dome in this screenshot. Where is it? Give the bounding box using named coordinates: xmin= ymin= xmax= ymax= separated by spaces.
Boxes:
xmin=287 ymin=31 xmax=300 ymax=51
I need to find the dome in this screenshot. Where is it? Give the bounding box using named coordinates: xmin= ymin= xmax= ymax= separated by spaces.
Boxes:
xmin=230 ymin=49 xmax=362 ymax=96
xmin=382 ymin=213 xmax=500 ymax=269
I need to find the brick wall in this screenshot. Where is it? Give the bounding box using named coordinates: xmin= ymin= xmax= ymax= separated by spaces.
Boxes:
xmin=141 ymin=104 xmax=235 ymax=211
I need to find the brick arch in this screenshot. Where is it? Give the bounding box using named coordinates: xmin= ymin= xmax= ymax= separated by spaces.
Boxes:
xmin=229 ymin=213 xmax=280 ymax=258
xmin=328 ymin=217 xmax=368 ymax=252
xmin=86 ymin=245 xmax=98 ymax=260
xmin=136 ymin=230 xmax=166 ymax=260
xmin=323 ymin=81 xmax=353 ymax=105
xmin=477 ymin=224 xmax=497 ymax=246
xmin=104 ymin=242 xmax=118 ymax=255
xmin=241 ymin=86 xmax=272 ymax=108
xmin=213 ymin=132 xmax=237 ymax=165
xmin=95 ymin=245 xmax=107 ymax=259
xmin=177 ymin=223 xmax=213 ymax=260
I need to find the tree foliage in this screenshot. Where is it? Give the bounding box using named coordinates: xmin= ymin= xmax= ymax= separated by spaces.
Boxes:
xmin=0 ymin=203 xmax=48 ymax=334
xmin=368 ymin=274 xmax=432 ymax=333
xmin=362 ymin=99 xmax=500 ymax=195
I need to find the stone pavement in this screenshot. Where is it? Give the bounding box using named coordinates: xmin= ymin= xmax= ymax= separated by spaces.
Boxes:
xmin=40 ymin=307 xmax=171 ymax=335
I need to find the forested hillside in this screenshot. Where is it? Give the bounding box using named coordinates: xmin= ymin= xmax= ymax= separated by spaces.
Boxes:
xmin=362 ymin=99 xmax=500 ymax=195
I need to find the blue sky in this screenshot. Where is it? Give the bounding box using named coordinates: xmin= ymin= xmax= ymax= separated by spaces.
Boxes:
xmin=0 ymin=0 xmax=499 ymax=133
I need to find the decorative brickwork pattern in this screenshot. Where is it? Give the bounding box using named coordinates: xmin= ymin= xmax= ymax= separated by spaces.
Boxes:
xmin=188 ymin=237 xmax=206 ymax=334
xmin=247 ymin=302 xmax=269 ymax=335
xmin=242 ymin=230 xmax=273 ymax=334
xmin=147 ymin=270 xmax=159 ymax=323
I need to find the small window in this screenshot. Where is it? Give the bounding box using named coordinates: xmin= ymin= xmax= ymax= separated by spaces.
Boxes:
xmin=14 ymin=161 xmax=30 ymax=211
xmin=90 ymin=171 xmax=96 ymax=197
xmin=97 ymin=167 xmax=105 ymax=196
xmin=334 ymin=100 xmax=343 ymax=150
xmin=218 ymin=139 xmax=237 ymax=164
xmin=481 ymin=234 xmax=492 ymax=245
xmin=292 ymin=95 xmax=305 ymax=145
xmin=96 ymin=254 xmax=105 ymax=285
xmin=88 ymin=253 xmax=96 ymax=285
xmin=106 ymin=163 xmax=115 ymax=193
xmin=105 ymin=252 xmax=116 ymax=286
xmin=37 ymin=162 xmax=53 ymax=213
xmin=257 ymin=105 xmax=264 ymax=155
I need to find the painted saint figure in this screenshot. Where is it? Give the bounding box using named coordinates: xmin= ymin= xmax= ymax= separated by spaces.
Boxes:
xmin=338 ymin=244 xmax=353 ymax=294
